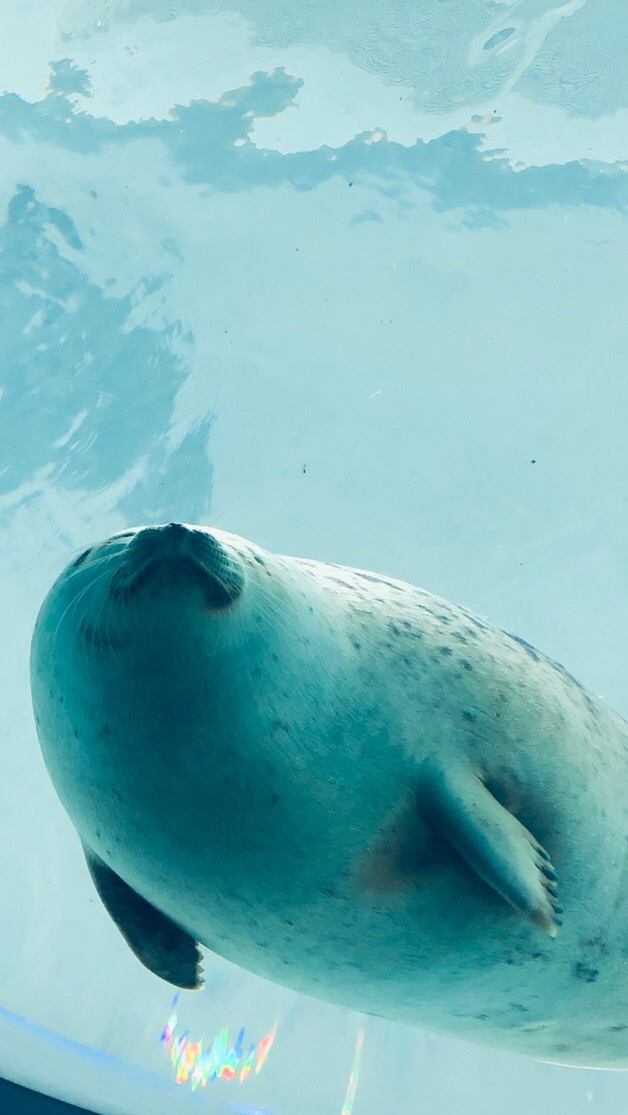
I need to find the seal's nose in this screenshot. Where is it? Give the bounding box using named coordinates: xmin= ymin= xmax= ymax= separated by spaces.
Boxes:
xmin=159 ymin=522 xmax=190 ymax=550
xmin=131 ymin=523 xmax=193 ymax=555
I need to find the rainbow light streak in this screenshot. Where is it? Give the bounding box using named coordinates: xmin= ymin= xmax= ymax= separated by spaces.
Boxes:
xmin=341 ymin=1030 xmax=365 ymax=1115
xmin=160 ymin=994 xmax=277 ymax=1088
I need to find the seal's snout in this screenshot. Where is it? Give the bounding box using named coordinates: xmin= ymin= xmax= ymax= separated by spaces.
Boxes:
xmin=131 ymin=522 xmax=196 ymax=558
xmin=112 ymin=523 xmax=245 ymax=609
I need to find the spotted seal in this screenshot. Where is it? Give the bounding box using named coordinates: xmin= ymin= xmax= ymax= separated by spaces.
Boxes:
xmin=30 ymin=523 xmax=628 ymax=1066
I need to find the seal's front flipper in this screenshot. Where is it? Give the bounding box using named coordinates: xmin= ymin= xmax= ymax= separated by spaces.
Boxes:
xmin=83 ymin=847 xmax=203 ymax=988
xmin=423 ymin=765 xmax=562 ymax=936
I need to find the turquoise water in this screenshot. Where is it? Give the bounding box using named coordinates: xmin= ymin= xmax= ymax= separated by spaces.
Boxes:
xmin=2 ymin=1 xmax=628 ymax=1112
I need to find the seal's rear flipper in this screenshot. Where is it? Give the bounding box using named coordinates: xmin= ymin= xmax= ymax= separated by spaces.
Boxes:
xmin=423 ymin=765 xmax=562 ymax=935
xmin=83 ymin=847 xmax=203 ymax=989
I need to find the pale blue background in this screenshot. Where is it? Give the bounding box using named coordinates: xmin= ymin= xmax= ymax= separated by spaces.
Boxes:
xmin=1 ymin=1 xmax=628 ymax=1112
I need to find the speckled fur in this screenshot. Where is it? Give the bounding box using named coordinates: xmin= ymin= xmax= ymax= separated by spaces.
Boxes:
xmin=30 ymin=525 xmax=628 ymax=1067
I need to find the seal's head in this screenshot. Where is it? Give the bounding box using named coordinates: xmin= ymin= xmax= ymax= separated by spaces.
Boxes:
xmin=31 ymin=522 xmax=302 ymax=861
xmin=30 ymin=522 xmax=289 ymax=804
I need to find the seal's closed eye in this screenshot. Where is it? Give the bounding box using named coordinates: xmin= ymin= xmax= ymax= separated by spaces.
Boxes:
xmin=72 ymin=548 xmax=92 ymax=569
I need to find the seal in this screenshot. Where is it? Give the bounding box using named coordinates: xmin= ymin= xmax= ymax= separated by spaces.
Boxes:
xmin=30 ymin=522 xmax=628 ymax=1067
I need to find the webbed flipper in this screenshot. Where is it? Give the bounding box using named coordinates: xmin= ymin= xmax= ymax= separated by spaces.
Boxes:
xmin=84 ymin=846 xmax=203 ymax=988
xmin=424 ymin=764 xmax=562 ymax=935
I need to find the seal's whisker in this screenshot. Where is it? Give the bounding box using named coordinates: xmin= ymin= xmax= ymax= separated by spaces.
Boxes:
xmin=50 ymin=564 xmax=114 ymax=658
xmin=62 ymin=550 xmax=128 ymax=587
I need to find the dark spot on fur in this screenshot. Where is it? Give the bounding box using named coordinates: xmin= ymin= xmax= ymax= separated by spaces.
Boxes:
xmin=462 ymin=710 xmax=476 ymax=723
xmin=269 ymin=718 xmax=290 ymax=735
xmin=437 ymin=613 xmax=451 ymax=624
xmin=463 ymin=614 xmax=487 ymax=631
xmin=402 ymin=620 xmax=412 ymax=629
xmin=251 ymin=665 xmax=261 ymax=678
xmin=350 ymin=637 xmax=361 ymax=650
xmin=253 ymin=554 xmax=266 ymax=566
xmin=580 ymin=936 xmax=601 ymax=950
xmin=609 ymin=1024 xmax=628 ymax=1032
xmin=552 ymin=1042 xmax=572 ymax=1054
xmin=270 ymin=793 xmax=281 ymax=806
xmin=573 ymin=961 xmax=599 ymax=983
xmin=323 ymin=886 xmax=338 ymax=898
xmin=579 ymin=936 xmax=609 ymax=958
xmin=461 ymin=660 xmax=473 ymax=671
xmin=389 ymin=623 xmax=401 ymax=637
xmin=508 ymin=633 xmax=540 ymax=661
xmin=439 ymin=646 xmax=453 ymax=657
xmin=453 ymin=631 xmax=467 ymax=643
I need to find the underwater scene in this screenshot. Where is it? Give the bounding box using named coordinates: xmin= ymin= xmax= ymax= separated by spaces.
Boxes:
xmin=2 ymin=1 xmax=628 ymax=1112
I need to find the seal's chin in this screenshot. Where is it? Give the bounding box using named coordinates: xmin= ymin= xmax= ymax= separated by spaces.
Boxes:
xmin=109 ymin=523 xmax=245 ymax=609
